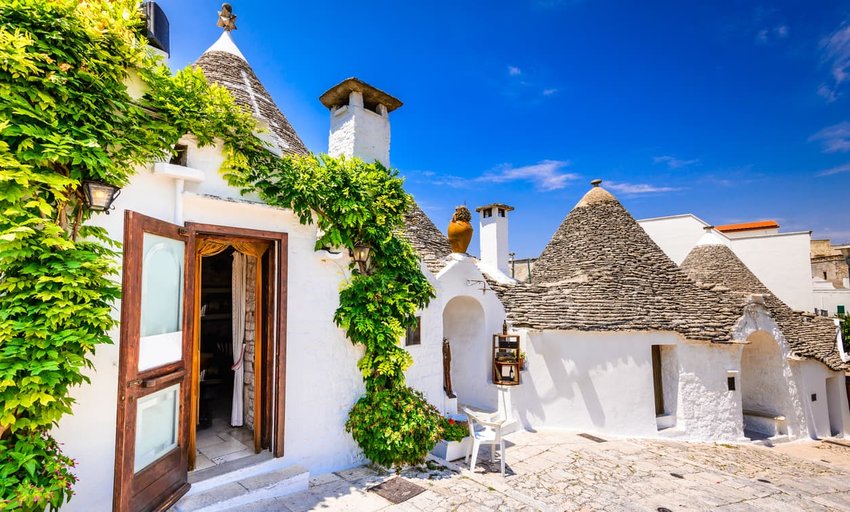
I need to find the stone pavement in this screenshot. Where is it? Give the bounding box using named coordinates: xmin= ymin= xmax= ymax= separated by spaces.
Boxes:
xmin=229 ymin=430 xmax=850 ymax=511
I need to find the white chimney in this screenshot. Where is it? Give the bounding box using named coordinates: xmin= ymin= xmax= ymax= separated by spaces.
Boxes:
xmin=476 ymin=203 xmax=514 ymax=275
xmin=319 ymin=77 xmax=402 ymax=167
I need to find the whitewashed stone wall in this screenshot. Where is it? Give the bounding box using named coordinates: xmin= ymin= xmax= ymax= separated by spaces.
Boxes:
xmin=404 ymin=264 xmax=446 ymax=412
xmin=674 ymin=341 xmax=745 ymax=440
xmin=327 ymin=91 xmax=391 ymax=167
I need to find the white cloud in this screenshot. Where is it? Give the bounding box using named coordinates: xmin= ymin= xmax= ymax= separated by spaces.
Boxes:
xmin=479 ymin=160 xmax=579 ymax=191
xmin=605 ymin=181 xmax=682 ymax=195
xmin=508 ymin=66 xmax=522 ymax=76
xmin=653 ymin=155 xmax=699 ymax=169
xmin=809 ymin=122 xmax=850 ymax=153
xmin=542 ymin=88 xmax=559 ymax=96
xmin=819 ymin=20 xmax=850 ymax=101
xmin=817 ymin=162 xmax=850 ymax=176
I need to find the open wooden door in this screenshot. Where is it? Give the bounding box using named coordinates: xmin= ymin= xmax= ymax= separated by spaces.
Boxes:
xmin=114 ymin=211 xmax=193 ymax=512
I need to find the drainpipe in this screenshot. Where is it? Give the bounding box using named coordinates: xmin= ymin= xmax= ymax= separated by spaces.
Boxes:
xmin=174 ymin=178 xmax=185 ymax=225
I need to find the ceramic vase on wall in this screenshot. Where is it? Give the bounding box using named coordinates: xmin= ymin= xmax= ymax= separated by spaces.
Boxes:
xmin=447 ymin=205 xmax=473 ymax=253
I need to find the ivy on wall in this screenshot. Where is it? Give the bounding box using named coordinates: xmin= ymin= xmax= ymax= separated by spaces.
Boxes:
xmin=1 ymin=1 xmax=442 ymax=508
xmin=222 ymin=154 xmax=443 ymax=469
xmin=0 ymin=1 xmax=257 ymax=509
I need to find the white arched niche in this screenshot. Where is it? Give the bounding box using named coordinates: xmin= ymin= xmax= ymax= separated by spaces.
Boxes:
xmin=443 ymin=295 xmax=490 ymax=409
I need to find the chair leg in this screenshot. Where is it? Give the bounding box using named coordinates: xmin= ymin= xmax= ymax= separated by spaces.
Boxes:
xmin=500 ymin=441 xmax=506 ymax=476
xmin=469 ymin=440 xmax=480 ymax=471
xmin=490 ymin=444 xmax=495 ymax=462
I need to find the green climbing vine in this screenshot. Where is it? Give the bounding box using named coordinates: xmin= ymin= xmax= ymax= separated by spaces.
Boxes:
xmin=222 ymin=153 xmax=443 ymax=469
xmin=2 ymin=1 xmax=442 ymax=507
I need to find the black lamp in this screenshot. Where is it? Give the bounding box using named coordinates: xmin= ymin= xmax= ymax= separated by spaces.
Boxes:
xmin=351 ymin=243 xmax=373 ymax=275
xmin=81 ymin=181 xmax=121 ymax=213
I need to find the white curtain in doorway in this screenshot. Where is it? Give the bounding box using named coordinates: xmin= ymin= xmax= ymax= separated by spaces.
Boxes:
xmin=231 ymin=252 xmax=247 ymax=426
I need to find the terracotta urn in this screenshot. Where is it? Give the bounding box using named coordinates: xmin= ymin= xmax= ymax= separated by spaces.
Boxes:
xmin=447 ymin=206 xmax=473 ymax=254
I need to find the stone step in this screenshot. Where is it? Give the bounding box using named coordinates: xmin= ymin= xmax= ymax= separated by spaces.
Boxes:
xmin=171 ymin=464 xmax=308 ymax=512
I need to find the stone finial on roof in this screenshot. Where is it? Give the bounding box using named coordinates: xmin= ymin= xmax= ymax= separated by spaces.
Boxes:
xmin=217 ymin=3 xmax=237 ymax=32
xmin=575 ymin=180 xmax=617 ymax=208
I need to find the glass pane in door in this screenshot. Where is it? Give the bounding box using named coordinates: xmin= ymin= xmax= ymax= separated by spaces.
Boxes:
xmin=139 ymin=233 xmax=184 ymax=371
xmin=134 ymin=383 xmax=180 ymax=472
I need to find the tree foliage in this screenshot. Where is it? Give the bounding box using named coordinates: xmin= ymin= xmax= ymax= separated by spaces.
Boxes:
xmin=2 ymin=0 xmax=442 ymax=505
xmin=0 ymin=1 xmax=255 ymax=508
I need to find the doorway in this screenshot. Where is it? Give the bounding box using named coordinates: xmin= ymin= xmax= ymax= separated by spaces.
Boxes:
xmin=826 ymin=376 xmax=843 ymax=436
xmin=188 ymin=227 xmax=285 ymax=472
xmin=113 ymin=213 xmax=288 ymax=512
xmin=194 ymin=248 xmax=257 ymax=470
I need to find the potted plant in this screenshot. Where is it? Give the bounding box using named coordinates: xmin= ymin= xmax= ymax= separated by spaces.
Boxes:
xmin=431 ymin=414 xmax=471 ymax=461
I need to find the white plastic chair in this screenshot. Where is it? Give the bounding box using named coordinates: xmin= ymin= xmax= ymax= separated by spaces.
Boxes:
xmin=463 ymin=407 xmax=506 ymax=476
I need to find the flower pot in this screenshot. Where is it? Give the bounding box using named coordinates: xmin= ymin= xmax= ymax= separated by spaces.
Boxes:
xmin=431 ymin=437 xmax=471 ymax=461
xmin=447 ymin=206 xmax=473 ymax=253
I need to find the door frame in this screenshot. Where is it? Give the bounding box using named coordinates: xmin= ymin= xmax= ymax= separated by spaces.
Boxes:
xmin=186 ymin=222 xmax=288 ymax=463
xmin=113 ymin=211 xmax=193 ymax=512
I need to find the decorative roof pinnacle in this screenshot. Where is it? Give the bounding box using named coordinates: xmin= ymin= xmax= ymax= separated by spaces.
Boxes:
xmin=217 ymin=3 xmax=237 ymax=32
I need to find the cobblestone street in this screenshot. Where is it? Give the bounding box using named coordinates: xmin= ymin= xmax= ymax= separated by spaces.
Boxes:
xmin=233 ymin=430 xmax=850 ymax=512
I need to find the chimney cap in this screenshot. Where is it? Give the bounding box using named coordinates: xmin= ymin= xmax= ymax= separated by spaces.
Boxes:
xmin=475 ymin=203 xmax=515 ymax=213
xmin=319 ymin=77 xmax=403 ymax=112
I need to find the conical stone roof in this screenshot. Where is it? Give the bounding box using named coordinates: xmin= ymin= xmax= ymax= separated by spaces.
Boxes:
xmin=681 ymin=240 xmax=846 ymax=371
xmin=401 ymin=202 xmax=452 ymax=275
xmin=492 ymin=183 xmax=743 ymax=342
xmin=194 ymin=32 xmax=308 ymax=156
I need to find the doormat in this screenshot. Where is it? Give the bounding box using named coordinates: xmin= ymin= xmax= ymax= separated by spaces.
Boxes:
xmin=578 ymin=433 xmax=607 ymax=443
xmin=368 ymin=477 xmax=426 ymax=504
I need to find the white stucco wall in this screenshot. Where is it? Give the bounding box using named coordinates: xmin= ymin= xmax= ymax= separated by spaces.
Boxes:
xmin=638 ymin=214 xmax=709 ymax=265
xmin=813 ymin=286 xmax=850 ymax=316
xmin=405 ymin=266 xmax=447 ymax=412
xmin=731 ymin=232 xmax=813 ymax=313
xmin=52 ymin=138 xmax=447 ymax=510
xmin=502 ymin=330 xmax=740 ymax=439
xmin=797 ymin=360 xmax=850 ymax=438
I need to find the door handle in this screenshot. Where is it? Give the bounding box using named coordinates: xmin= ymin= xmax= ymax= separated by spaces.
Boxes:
xmin=129 ymin=369 xmax=186 ymax=389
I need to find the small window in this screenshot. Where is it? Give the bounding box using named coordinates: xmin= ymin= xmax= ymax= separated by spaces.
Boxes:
xmin=811 ymin=393 xmax=817 ymax=402
xmin=404 ymin=318 xmax=421 ymax=346
xmin=838 ymin=305 xmax=846 ymax=315
xmin=498 ymin=208 xmax=506 ymax=217
xmin=727 ymin=376 xmax=736 ymax=391
xmin=483 ymin=208 xmax=492 ymax=218
xmin=823 ymin=272 xmax=828 ymax=280
xmin=170 ymin=144 xmax=188 ymax=166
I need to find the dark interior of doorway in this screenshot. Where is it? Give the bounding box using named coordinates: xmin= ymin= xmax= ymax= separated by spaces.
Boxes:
xmin=195 ymin=249 xmax=254 ymax=470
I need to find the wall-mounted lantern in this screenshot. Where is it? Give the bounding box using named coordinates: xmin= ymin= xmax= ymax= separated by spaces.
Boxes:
xmin=81 ymin=181 xmax=121 ymax=214
xmin=351 ymin=243 xmax=373 ymax=275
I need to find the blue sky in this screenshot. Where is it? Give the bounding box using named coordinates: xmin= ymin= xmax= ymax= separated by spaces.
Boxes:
xmin=163 ymin=1 xmax=850 ymax=257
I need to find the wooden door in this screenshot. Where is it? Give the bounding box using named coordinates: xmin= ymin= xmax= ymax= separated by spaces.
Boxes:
xmin=113 ymin=211 xmax=193 ymax=512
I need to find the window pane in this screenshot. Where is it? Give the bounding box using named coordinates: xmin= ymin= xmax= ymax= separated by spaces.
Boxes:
xmin=140 ymin=233 xmax=184 ymax=337
xmin=134 ymin=383 xmax=180 ymax=473
xmin=139 ymin=233 xmax=184 ymax=371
